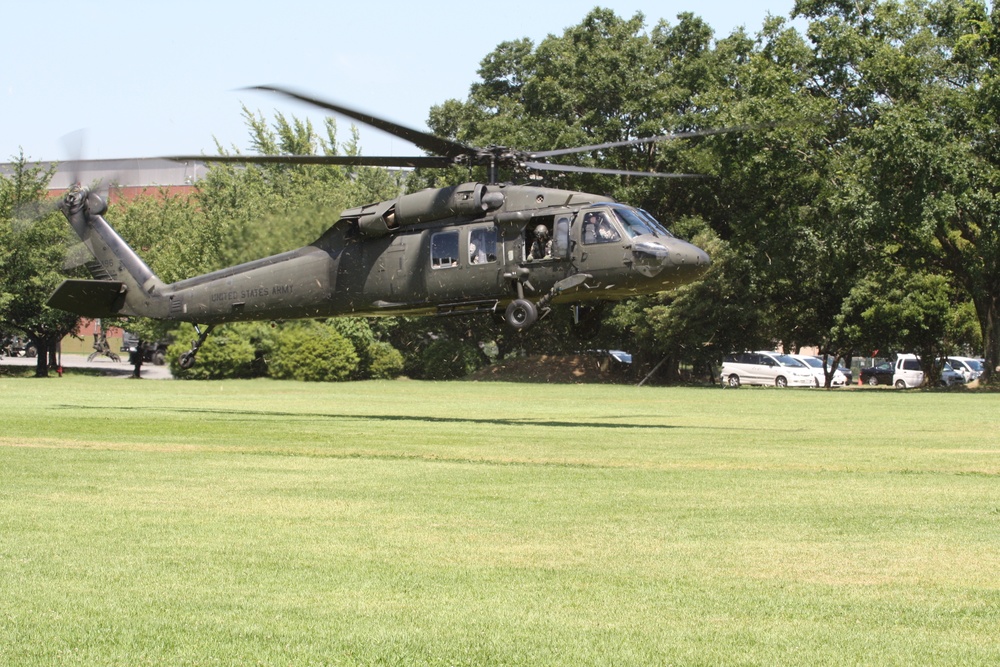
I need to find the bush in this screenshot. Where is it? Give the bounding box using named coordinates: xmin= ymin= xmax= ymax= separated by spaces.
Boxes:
xmin=366 ymin=341 xmax=405 ymax=379
xmin=416 ymin=339 xmax=483 ymax=380
xmin=268 ymin=323 xmax=358 ymax=382
xmin=326 ymin=318 xmax=407 ymax=379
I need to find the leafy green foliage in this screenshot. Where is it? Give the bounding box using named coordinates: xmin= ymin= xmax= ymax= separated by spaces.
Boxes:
xmin=327 ymin=318 xmax=405 ymax=380
xmin=267 ymin=321 xmax=359 ymax=382
xmin=364 ymin=341 xmax=405 ymax=380
xmin=414 ymin=338 xmax=483 ymax=380
xmin=0 ymin=153 xmax=82 ymax=375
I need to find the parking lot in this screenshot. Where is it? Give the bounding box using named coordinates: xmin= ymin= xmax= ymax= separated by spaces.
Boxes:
xmin=0 ymin=353 xmax=172 ymax=379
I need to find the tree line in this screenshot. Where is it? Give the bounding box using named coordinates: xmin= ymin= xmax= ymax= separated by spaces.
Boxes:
xmin=2 ymin=0 xmax=997 ymax=384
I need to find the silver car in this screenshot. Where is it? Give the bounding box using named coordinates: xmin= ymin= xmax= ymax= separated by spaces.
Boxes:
xmin=721 ymin=351 xmax=816 ymax=388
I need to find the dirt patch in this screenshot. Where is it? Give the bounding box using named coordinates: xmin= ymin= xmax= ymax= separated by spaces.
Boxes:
xmin=466 ymin=353 xmax=630 ymax=384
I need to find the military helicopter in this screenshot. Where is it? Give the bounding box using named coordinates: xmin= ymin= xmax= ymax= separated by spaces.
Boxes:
xmin=48 ymin=85 xmax=715 ymax=369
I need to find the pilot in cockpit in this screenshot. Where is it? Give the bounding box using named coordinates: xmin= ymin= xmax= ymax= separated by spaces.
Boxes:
xmin=583 ymin=212 xmax=619 ymax=244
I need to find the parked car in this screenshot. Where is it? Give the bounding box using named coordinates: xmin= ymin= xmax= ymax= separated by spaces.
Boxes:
xmin=860 ymin=360 xmax=895 ymax=386
xmin=788 ymin=354 xmax=847 ymax=387
xmin=943 ymin=356 xmax=984 ymax=383
xmin=892 ymin=354 xmax=964 ymax=388
xmin=721 ymin=351 xmax=815 ymax=388
xmin=937 ymin=361 xmax=967 ymax=387
xmin=121 ymin=332 xmax=170 ymax=366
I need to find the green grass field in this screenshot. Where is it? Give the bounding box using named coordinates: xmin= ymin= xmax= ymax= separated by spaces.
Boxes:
xmin=1 ymin=374 xmax=998 ymax=665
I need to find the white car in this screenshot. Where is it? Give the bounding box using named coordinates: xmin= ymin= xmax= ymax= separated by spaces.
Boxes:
xmin=787 ymin=354 xmax=847 ymax=387
xmin=721 ymin=351 xmax=816 ymax=388
xmin=943 ymin=356 xmax=984 ymax=383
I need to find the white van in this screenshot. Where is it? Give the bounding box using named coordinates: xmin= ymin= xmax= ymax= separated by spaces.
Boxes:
xmin=893 ymin=354 xmax=965 ymax=388
xmin=721 ymin=352 xmax=815 ymax=388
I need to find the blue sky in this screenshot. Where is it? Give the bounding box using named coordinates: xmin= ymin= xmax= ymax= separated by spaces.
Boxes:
xmin=3 ymin=1 xmax=798 ymax=163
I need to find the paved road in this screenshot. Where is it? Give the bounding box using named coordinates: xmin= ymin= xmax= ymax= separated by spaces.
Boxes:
xmin=0 ymin=353 xmax=173 ymax=379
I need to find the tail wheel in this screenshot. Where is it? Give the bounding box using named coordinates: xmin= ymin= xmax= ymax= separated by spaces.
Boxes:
xmin=178 ymin=351 xmax=196 ymax=370
xmin=504 ymin=299 xmax=538 ymax=331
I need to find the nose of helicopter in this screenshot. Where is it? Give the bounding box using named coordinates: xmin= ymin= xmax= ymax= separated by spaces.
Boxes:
xmin=676 ymin=241 xmax=711 ymax=276
xmin=631 ymin=237 xmax=711 ymax=285
xmin=669 ymin=242 xmax=711 ymax=286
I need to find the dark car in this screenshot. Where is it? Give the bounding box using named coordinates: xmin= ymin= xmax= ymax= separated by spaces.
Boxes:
xmin=121 ymin=332 xmax=170 ymax=366
xmin=860 ymin=361 xmax=894 ymax=386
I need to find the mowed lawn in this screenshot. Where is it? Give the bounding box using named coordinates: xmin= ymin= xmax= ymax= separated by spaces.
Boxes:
xmin=1 ymin=374 xmax=998 ymax=665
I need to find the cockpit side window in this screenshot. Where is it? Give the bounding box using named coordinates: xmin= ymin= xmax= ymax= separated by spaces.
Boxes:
xmin=581 ymin=211 xmax=621 ymax=245
xmin=469 ymin=227 xmax=498 ymax=264
xmin=431 ymin=231 xmax=459 ymax=269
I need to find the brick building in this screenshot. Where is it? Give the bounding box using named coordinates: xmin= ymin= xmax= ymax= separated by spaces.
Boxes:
xmin=1 ymin=157 xmax=209 ymax=202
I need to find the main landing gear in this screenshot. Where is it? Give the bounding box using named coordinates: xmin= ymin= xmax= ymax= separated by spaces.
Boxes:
xmin=503 ymin=273 xmax=593 ymax=332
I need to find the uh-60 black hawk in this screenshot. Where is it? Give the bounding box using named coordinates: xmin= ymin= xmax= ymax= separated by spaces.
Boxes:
xmin=48 ymin=85 xmax=717 ymax=369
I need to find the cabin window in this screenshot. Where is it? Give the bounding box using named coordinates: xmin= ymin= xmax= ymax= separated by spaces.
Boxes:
xmin=469 ymin=227 xmax=498 ymax=264
xmin=431 ymin=231 xmax=460 ymax=269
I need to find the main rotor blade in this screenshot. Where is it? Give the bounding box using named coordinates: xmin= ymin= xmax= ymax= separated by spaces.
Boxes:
xmin=167 ymin=154 xmax=455 ymax=169
xmin=249 ymin=85 xmax=475 ymax=160
xmin=530 ymin=124 xmax=776 ymax=159
xmin=60 ymin=129 xmax=87 ymax=187
xmin=521 ymin=161 xmax=710 ymax=179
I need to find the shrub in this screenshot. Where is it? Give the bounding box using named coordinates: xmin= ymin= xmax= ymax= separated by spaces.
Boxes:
xmin=416 ymin=339 xmax=483 ymax=380
xmin=268 ymin=323 xmax=358 ymax=382
xmin=327 ymin=318 xmax=406 ymax=379
xmin=366 ymin=341 xmax=405 ymax=379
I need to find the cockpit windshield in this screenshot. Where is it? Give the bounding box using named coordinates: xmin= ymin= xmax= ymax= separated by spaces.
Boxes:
xmin=609 ymin=206 xmax=675 ymax=239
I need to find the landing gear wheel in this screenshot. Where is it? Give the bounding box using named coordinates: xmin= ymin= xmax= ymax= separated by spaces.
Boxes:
xmin=178 ymin=351 xmax=196 ymax=370
xmin=505 ymin=299 xmax=538 ymax=331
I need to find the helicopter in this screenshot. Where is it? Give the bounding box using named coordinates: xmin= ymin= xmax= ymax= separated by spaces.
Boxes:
xmin=48 ymin=85 xmax=715 ymax=369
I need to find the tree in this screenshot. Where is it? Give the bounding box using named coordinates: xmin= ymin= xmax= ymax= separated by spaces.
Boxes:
xmin=798 ymin=0 xmax=1000 ymax=381
xmin=0 ymin=153 xmax=81 ymax=377
xmin=834 ymin=269 xmax=954 ymax=384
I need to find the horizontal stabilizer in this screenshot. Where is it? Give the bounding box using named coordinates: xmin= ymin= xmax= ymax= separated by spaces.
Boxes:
xmin=47 ymin=280 xmax=128 ymax=318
